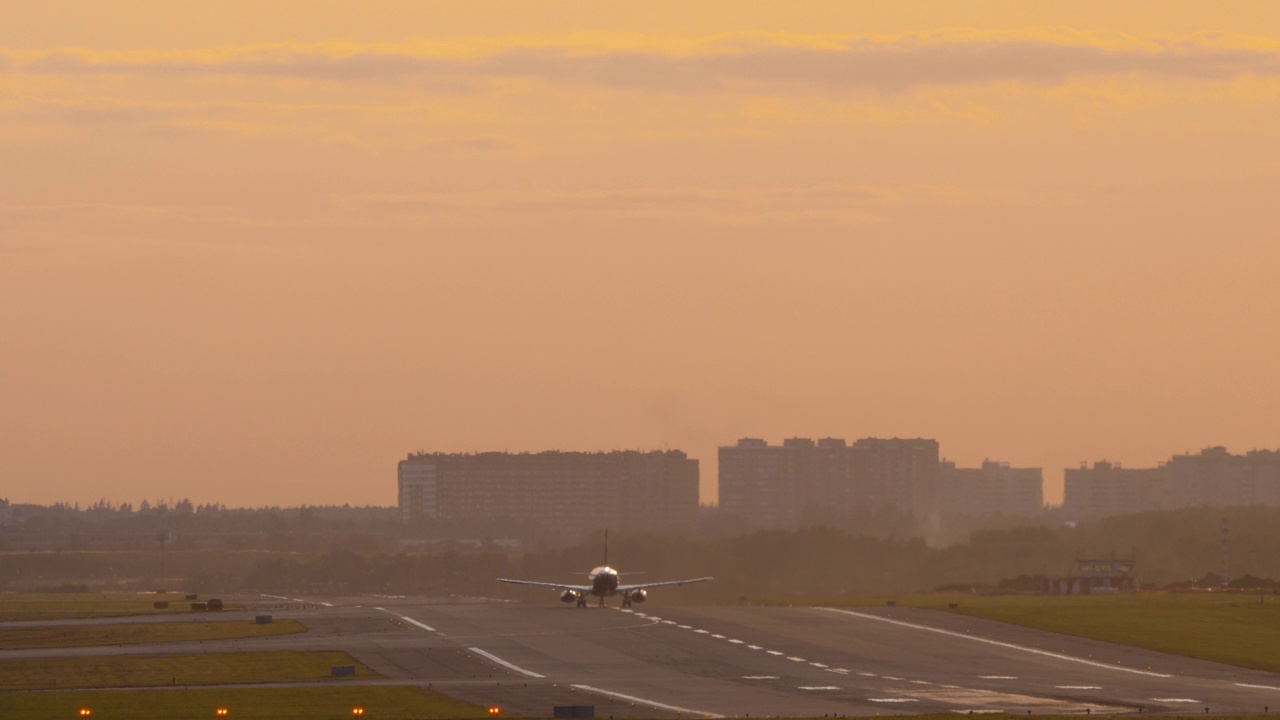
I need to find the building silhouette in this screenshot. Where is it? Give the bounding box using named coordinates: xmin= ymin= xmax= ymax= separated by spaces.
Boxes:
xmin=718 ymin=437 xmax=1041 ymax=526
xmin=397 ymin=449 xmax=699 ymax=532
xmin=1064 ymin=446 xmax=1280 ymax=519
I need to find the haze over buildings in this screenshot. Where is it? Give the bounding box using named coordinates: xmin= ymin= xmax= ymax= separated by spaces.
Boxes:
xmin=4 ymin=3 xmax=1279 ymax=509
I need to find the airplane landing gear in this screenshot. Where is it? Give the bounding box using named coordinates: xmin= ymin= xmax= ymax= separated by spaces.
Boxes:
xmin=621 ymin=596 xmax=632 ymax=609
xmin=576 ymin=596 xmax=587 ymax=608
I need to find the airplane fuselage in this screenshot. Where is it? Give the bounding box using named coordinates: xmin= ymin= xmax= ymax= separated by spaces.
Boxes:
xmin=588 ymin=566 xmax=620 ymax=597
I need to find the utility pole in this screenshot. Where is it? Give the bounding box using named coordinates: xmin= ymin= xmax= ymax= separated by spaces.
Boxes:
xmin=157 ymin=530 xmax=169 ymax=585
xmin=1221 ymin=516 xmax=1230 ymax=588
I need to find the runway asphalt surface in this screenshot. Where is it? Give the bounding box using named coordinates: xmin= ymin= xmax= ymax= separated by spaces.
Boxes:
xmin=6 ymin=594 xmax=1280 ymax=718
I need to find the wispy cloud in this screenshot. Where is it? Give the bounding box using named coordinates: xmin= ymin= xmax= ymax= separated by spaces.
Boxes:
xmin=4 ymin=32 xmax=1280 ymax=92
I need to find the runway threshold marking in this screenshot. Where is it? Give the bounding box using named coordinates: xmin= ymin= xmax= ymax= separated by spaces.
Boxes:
xmin=468 ymin=647 xmax=545 ymax=678
xmin=817 ymin=607 xmax=1173 ymax=679
xmin=571 ymin=684 xmax=723 ymax=718
xmin=1238 ymin=683 xmax=1280 ymax=690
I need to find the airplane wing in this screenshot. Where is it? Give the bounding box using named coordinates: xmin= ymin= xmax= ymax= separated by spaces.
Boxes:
xmin=497 ymin=578 xmax=592 ymax=592
xmin=617 ymin=577 xmax=712 ymax=593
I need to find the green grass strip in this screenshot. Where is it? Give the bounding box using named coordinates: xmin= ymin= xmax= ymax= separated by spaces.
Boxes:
xmin=883 ymin=592 xmax=1280 ymax=674
xmin=0 ymin=619 xmax=305 ymax=650
xmin=0 ymin=651 xmax=376 ymax=691
xmin=0 ymin=685 xmax=488 ymax=720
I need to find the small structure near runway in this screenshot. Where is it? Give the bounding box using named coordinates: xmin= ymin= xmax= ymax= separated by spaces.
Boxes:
xmin=1041 ymin=555 xmax=1136 ymax=595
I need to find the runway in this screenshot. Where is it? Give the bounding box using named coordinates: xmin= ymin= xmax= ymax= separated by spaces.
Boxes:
xmin=6 ymin=596 xmax=1280 ymax=717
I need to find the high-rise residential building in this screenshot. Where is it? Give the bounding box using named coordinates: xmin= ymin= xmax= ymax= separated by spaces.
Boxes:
xmin=718 ymin=437 xmax=963 ymax=526
xmin=938 ymin=460 xmax=1044 ymax=518
xmin=397 ymin=450 xmax=699 ymax=532
xmin=1063 ymin=446 xmax=1280 ymax=519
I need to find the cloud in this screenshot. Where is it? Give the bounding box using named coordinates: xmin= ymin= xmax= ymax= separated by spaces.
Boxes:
xmin=4 ymin=32 xmax=1280 ymax=92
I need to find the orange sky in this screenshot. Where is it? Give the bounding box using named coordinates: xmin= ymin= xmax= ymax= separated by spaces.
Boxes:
xmin=3 ymin=2 xmax=1279 ymax=508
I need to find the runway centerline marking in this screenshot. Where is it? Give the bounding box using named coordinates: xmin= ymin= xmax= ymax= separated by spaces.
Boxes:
xmin=1153 ymin=698 xmax=1200 ymax=703
xmin=883 ymin=675 xmax=905 ymax=681
xmin=818 ymin=607 xmax=1173 ymax=679
xmin=711 ymin=634 xmax=726 ymax=639
xmin=728 ymin=639 xmax=744 ymax=644
xmin=743 ymin=675 xmax=779 ymax=680
xmin=677 ymin=625 xmax=692 ymax=629
xmin=870 ymin=698 xmax=917 ymax=703
xmin=747 ymin=645 xmax=763 ymax=650
xmin=799 ymin=686 xmax=840 ymax=690
xmin=661 ymin=620 xmax=677 ymax=625
xmin=572 ymin=684 xmax=723 ymax=718
xmin=1058 ymin=685 xmax=1102 ymax=690
xmin=1238 ymin=683 xmax=1280 ymax=691
xmin=787 ymin=656 xmax=807 ymax=662
xmin=980 ymin=675 xmax=1016 ymax=680
xmin=811 ymin=662 xmax=829 ymax=668
xmin=694 ymin=629 xmax=709 ymax=634
xmin=468 ymin=648 xmax=544 ymax=678
xmin=767 ymin=650 xmax=784 ymax=656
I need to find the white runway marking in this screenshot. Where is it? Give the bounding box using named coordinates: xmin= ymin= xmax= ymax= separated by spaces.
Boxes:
xmin=799 ymin=686 xmax=840 ymax=690
xmin=747 ymin=645 xmax=763 ymax=650
xmin=677 ymin=624 xmax=692 ymax=629
xmin=1238 ymin=683 xmax=1280 ymax=691
xmin=810 ymin=662 xmax=829 ymax=668
xmin=951 ymin=710 xmax=1003 ymax=714
xmin=767 ymin=650 xmax=784 ymax=656
xmin=1153 ymin=698 xmax=1200 ymax=703
xmin=883 ymin=675 xmax=904 ymax=681
xmin=261 ymin=594 xmax=287 ymax=600
xmin=911 ymin=680 xmax=933 ymax=685
xmin=572 ymin=684 xmax=723 ymax=718
xmin=857 ymin=672 xmax=878 ymax=677
xmin=661 ymin=620 xmax=677 ymax=625
xmin=398 ymin=615 xmax=436 ymax=632
xmin=728 ymin=639 xmax=744 ymax=644
xmin=870 ymin=698 xmax=917 ymax=703
xmin=743 ymin=675 xmax=779 ymax=680
xmin=1057 ymin=685 xmax=1102 ymax=690
xmin=694 ymin=629 xmax=710 ymax=634
xmin=980 ymin=675 xmax=1016 ymax=680
xmin=375 ymin=607 xmax=435 ymax=632
xmin=828 ymin=668 xmax=850 ymax=674
xmin=787 ymin=656 xmax=807 ymax=662
xmin=711 ymin=634 xmax=726 ymax=639
xmin=818 ymin=607 xmax=1173 ymax=679
xmin=468 ymin=648 xmax=544 ymax=678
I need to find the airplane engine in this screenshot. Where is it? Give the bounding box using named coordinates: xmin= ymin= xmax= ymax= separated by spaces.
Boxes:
xmin=560 ymin=590 xmax=579 ymax=604
xmin=629 ymin=589 xmax=647 ymax=604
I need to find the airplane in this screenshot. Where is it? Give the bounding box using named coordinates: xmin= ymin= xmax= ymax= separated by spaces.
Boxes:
xmin=497 ymin=531 xmax=712 ymax=608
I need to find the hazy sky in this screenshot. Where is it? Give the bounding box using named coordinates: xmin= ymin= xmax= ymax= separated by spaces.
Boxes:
xmin=4 ymin=2 xmax=1279 ymax=508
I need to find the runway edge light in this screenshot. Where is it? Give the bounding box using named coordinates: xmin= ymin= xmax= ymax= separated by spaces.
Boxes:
xmin=216 ymin=709 xmax=229 ymax=717
xmin=79 ymin=710 xmax=91 ymax=717
xmin=489 ymin=706 xmax=501 ymax=715
xmin=353 ymin=708 xmax=365 ymax=716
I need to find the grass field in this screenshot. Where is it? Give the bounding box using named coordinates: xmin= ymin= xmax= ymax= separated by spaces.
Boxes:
xmin=0 ymin=619 xmax=306 ymax=649
xmin=0 ymin=650 xmax=377 ymax=691
xmin=0 ymin=685 xmax=489 ymax=720
xmin=839 ymin=592 xmax=1280 ymax=674
xmin=0 ymin=593 xmax=241 ymax=622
